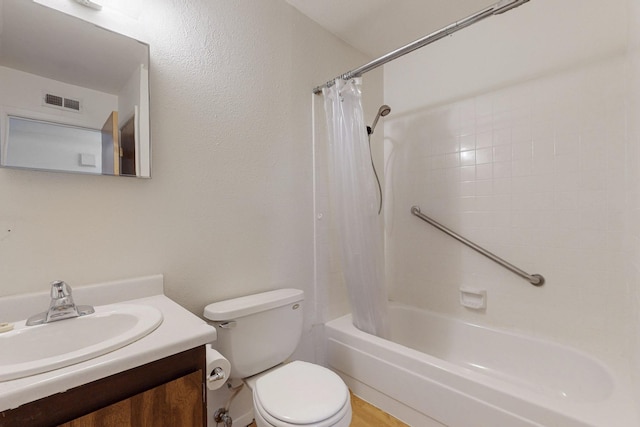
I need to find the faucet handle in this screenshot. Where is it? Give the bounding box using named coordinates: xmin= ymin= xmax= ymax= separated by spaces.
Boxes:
xmin=50 ymin=280 xmax=71 ymax=298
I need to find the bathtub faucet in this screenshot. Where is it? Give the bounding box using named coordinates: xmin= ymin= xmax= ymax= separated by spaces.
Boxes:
xmin=26 ymin=280 xmax=95 ymax=326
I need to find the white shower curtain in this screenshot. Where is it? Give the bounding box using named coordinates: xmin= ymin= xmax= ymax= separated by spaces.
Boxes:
xmin=323 ymin=78 xmax=389 ymax=338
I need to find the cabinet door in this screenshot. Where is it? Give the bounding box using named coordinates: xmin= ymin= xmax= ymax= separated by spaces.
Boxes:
xmin=59 ymin=370 xmax=203 ymax=427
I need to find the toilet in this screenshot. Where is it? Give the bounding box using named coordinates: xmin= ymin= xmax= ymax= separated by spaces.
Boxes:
xmin=203 ymin=289 xmax=352 ymax=427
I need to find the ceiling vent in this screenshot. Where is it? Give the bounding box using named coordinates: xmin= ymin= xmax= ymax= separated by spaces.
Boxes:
xmin=44 ymin=94 xmax=63 ymax=107
xmin=64 ymin=98 xmax=81 ymax=111
xmin=43 ymin=93 xmax=82 ymax=112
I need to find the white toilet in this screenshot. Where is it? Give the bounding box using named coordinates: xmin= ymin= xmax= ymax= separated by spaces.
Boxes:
xmin=203 ymin=289 xmax=352 ymax=427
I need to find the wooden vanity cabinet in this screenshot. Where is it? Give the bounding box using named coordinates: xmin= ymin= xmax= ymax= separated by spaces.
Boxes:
xmin=0 ymin=346 xmax=206 ymax=427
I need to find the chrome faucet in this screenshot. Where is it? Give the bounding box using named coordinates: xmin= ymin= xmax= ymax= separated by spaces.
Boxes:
xmin=26 ymin=281 xmax=95 ymax=326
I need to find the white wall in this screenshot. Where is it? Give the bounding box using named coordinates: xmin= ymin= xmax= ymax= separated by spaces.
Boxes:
xmin=0 ymin=66 xmax=118 ymax=129
xmin=627 ymin=0 xmax=640 ymax=406
xmin=0 ymin=0 xmax=373 ymax=315
xmin=384 ymin=0 xmax=636 ymax=376
xmin=385 ymin=0 xmax=627 ymax=114
xmin=0 ymin=1 xmax=378 ymax=421
xmin=117 ymin=65 xmax=142 ymax=128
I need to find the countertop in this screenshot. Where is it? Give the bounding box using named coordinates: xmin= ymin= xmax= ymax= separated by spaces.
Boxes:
xmin=0 ymin=275 xmax=217 ymax=412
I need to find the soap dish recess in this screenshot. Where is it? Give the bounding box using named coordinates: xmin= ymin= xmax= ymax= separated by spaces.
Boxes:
xmin=460 ymin=288 xmax=486 ymax=310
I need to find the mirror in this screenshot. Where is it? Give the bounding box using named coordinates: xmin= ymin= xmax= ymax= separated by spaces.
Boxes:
xmin=0 ymin=0 xmax=150 ymax=177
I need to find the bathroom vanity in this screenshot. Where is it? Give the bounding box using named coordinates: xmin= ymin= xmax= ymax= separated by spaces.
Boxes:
xmin=0 ymin=275 xmax=216 ymax=426
xmin=2 ymin=347 xmax=205 ymax=427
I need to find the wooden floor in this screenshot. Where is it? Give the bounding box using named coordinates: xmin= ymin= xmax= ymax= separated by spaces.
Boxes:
xmin=349 ymin=392 xmax=409 ymax=427
xmin=246 ymin=392 xmax=408 ymax=427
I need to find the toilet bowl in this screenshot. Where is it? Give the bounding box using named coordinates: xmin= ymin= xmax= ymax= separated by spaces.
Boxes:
xmin=203 ymin=289 xmax=352 ymax=427
xmin=246 ymin=361 xmax=351 ymax=427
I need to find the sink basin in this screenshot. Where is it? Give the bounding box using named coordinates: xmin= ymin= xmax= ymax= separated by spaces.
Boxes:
xmin=0 ymin=304 xmax=163 ymax=382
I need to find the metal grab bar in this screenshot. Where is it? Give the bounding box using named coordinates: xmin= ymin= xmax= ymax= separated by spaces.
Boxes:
xmin=411 ymin=206 xmax=545 ymax=286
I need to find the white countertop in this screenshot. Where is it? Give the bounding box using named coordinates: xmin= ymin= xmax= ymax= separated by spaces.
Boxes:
xmin=0 ymin=275 xmax=217 ymax=412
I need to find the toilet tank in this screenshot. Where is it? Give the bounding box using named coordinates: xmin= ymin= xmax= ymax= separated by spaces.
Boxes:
xmin=204 ymin=289 xmax=304 ymax=379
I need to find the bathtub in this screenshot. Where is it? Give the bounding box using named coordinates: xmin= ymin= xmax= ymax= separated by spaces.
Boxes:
xmin=324 ymin=303 xmax=637 ymax=427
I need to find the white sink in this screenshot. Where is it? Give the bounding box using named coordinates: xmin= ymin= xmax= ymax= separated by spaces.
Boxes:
xmin=0 ymin=304 xmax=163 ymax=382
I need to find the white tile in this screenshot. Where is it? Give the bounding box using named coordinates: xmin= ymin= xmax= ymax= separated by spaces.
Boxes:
xmin=475 ymin=196 xmax=494 ymax=212
xmin=580 ymin=208 xmax=608 ymax=231
xmin=533 ymin=137 xmax=555 ymax=158
xmin=475 ymin=180 xmax=493 ymax=196
xmin=512 ymin=141 xmax=533 ymax=160
xmin=460 ymin=165 xmax=476 ymax=181
xmin=578 ymin=190 xmax=607 ymax=211
xmin=491 ymin=194 xmax=511 ymax=211
xmin=493 ymin=178 xmax=512 ymax=195
xmin=459 ymin=133 xmax=476 ymax=151
xmin=476 ymin=163 xmax=493 ymax=180
xmin=476 ymin=147 xmax=493 ymax=164
xmin=460 ymin=181 xmax=476 ymax=197
xmin=531 ymin=122 xmax=555 ymax=141
xmin=512 ymin=124 xmax=532 ymax=144
xmin=493 ymin=212 xmax=512 ymax=229
xmin=532 ymin=156 xmax=554 ymax=175
xmin=476 ymin=130 xmax=493 ymax=148
xmin=555 ymin=133 xmax=580 ymax=156
xmin=580 ymin=148 xmax=607 ymax=172
xmin=493 ymin=161 xmax=512 ymax=179
xmin=492 ymin=128 xmax=511 ymax=146
xmin=554 ymin=191 xmax=579 ymax=210
xmin=432 ymin=154 xmax=446 ymax=169
xmin=443 ymin=137 xmax=459 ymax=154
xmin=460 ymin=150 xmax=476 ymax=166
xmin=445 ymin=152 xmax=460 ymax=168
xmin=475 ymin=114 xmax=493 ymax=134
xmin=383 ymin=55 xmax=639 ymax=365
xmin=493 ymin=145 xmax=512 ymax=163
xmin=512 ymin=159 xmax=533 ymax=177
xmin=459 ymin=196 xmax=476 ymax=212
xmin=579 ymin=169 xmax=607 ymax=191
xmin=554 ymin=155 xmax=580 ymax=173
xmin=475 ymin=95 xmax=493 ymax=118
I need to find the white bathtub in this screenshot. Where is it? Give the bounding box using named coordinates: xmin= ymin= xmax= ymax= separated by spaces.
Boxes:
xmin=325 ymin=303 xmax=637 ymax=427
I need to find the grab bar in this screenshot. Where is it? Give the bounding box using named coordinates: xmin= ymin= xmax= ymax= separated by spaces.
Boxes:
xmin=410 ymin=206 xmax=545 ymax=286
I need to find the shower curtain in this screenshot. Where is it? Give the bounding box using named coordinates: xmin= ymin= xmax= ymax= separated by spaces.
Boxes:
xmin=323 ymin=78 xmax=389 ymax=338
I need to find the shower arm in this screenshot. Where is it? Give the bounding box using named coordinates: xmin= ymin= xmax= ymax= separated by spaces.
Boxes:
xmin=313 ymin=0 xmax=529 ymax=94
xmin=411 ymin=206 xmax=545 ymax=287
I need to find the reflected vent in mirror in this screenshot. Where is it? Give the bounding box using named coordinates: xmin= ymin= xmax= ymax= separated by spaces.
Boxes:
xmin=44 ymin=93 xmax=63 ymax=107
xmin=64 ymin=98 xmax=80 ymax=111
xmin=43 ymin=93 xmax=82 ymax=112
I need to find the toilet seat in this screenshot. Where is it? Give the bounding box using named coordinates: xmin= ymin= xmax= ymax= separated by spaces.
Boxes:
xmin=254 ymin=395 xmax=351 ymax=427
xmin=251 ymin=361 xmax=351 ymax=427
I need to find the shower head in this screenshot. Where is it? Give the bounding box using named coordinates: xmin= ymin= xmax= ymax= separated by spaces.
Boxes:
xmin=368 ymin=104 xmax=392 ymax=135
xmin=377 ymin=105 xmax=391 ymax=117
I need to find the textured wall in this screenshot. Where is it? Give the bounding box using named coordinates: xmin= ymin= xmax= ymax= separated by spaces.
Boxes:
xmin=627 ymin=0 xmax=640 ymax=407
xmin=0 ymin=0 xmax=373 ymax=328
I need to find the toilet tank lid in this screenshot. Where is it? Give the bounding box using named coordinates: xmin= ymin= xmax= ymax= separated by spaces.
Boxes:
xmin=204 ymin=288 xmax=304 ymax=321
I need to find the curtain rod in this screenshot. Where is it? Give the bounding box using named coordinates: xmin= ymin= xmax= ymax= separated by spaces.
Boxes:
xmin=312 ymin=0 xmax=530 ymax=95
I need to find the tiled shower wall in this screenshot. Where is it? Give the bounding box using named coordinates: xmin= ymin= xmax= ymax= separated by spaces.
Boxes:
xmin=384 ymin=54 xmax=635 ymax=365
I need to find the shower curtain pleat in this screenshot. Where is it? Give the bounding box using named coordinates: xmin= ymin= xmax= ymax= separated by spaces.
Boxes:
xmin=323 ymin=78 xmax=389 ymax=338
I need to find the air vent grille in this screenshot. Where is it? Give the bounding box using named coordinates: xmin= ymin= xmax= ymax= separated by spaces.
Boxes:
xmin=64 ymin=98 xmax=80 ymax=111
xmin=43 ymin=93 xmax=82 ymax=112
xmin=44 ymin=94 xmax=63 ymax=107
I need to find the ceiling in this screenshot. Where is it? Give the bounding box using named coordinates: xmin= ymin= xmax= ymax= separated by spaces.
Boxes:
xmin=285 ymin=0 xmax=496 ymax=58
xmin=0 ymin=0 xmax=148 ymax=94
